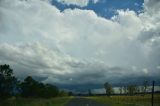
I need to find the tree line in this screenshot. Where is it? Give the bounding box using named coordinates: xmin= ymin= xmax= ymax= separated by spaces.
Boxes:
xmin=0 ymin=64 xmax=66 ymax=100
xmin=104 ymin=80 xmax=150 ymax=96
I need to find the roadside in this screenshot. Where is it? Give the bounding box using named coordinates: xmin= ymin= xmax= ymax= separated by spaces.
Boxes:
xmin=86 ymin=94 xmax=160 ymax=106
xmin=65 ymin=97 xmax=108 ymax=106
xmin=0 ymin=97 xmax=74 ymax=106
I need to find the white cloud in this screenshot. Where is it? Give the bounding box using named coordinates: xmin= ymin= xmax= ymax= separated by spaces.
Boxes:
xmin=0 ymin=0 xmax=160 ymax=87
xmin=56 ymin=0 xmax=89 ymax=7
xmin=0 ymin=43 xmax=73 ymax=74
xmin=142 ymin=68 xmax=148 ymax=74
xmin=134 ymin=3 xmax=139 ymax=6
xmin=92 ymin=0 xmax=99 ymax=4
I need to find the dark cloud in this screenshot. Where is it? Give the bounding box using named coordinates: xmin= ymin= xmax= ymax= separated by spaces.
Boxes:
xmin=138 ymin=28 xmax=160 ymax=42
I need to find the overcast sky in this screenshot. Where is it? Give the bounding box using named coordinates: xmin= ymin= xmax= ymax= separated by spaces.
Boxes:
xmin=0 ymin=0 xmax=160 ymax=91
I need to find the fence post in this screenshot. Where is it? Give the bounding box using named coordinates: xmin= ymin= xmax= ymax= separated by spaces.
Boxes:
xmin=151 ymin=80 xmax=155 ymax=106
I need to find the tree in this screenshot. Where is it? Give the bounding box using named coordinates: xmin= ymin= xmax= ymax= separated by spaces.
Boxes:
xmin=0 ymin=64 xmax=59 ymax=99
xmin=88 ymin=89 xmax=92 ymax=96
xmin=104 ymin=82 xmax=114 ymax=96
xmin=123 ymin=86 xmax=127 ymax=94
xmin=20 ymin=76 xmax=59 ymax=98
xmin=20 ymin=76 xmax=40 ymax=97
xmin=68 ymin=91 xmax=73 ymax=96
xmin=127 ymin=84 xmax=139 ymax=95
xmin=142 ymin=80 xmax=149 ymax=95
xmin=119 ymin=87 xmax=123 ymax=94
xmin=127 ymin=85 xmax=133 ymax=95
xmin=0 ymin=64 xmax=17 ymax=100
xmin=44 ymin=84 xmax=59 ymax=98
xmin=135 ymin=85 xmax=140 ymax=94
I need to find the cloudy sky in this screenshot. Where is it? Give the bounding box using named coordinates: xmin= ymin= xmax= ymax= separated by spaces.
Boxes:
xmin=0 ymin=0 xmax=160 ymax=91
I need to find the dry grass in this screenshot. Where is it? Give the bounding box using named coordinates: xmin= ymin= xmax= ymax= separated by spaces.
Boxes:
xmin=86 ymin=94 xmax=160 ymax=106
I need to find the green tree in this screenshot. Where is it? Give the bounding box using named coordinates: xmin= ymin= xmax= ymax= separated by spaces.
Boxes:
xmin=104 ymin=82 xmax=114 ymax=96
xmin=44 ymin=84 xmax=59 ymax=98
xmin=0 ymin=64 xmax=17 ymax=100
xmin=20 ymin=76 xmax=59 ymax=98
xmin=20 ymin=76 xmax=39 ymax=97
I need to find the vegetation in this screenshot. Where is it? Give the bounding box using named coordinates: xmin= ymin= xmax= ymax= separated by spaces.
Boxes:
xmin=1 ymin=64 xmax=159 ymax=106
xmin=126 ymin=84 xmax=139 ymax=95
xmin=86 ymin=94 xmax=160 ymax=106
xmin=0 ymin=64 xmax=18 ymax=99
xmin=119 ymin=87 xmax=123 ymax=95
xmin=141 ymin=80 xmax=149 ymax=95
xmin=0 ymin=64 xmax=68 ymax=100
xmin=89 ymin=81 xmax=159 ymax=106
xmin=0 ymin=97 xmax=73 ymax=106
xmin=0 ymin=64 xmax=73 ymax=106
xmin=104 ymin=82 xmax=114 ymax=96
xmin=20 ymin=76 xmax=59 ymax=98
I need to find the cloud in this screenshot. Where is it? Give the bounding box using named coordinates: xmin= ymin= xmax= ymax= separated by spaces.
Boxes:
xmin=0 ymin=43 xmax=72 ymax=75
xmin=0 ymin=0 xmax=160 ymax=90
xmin=144 ymin=0 xmax=160 ymax=14
xmin=56 ymin=0 xmax=89 ymax=7
xmin=134 ymin=3 xmax=139 ymax=6
xmin=0 ymin=43 xmax=128 ymax=85
xmin=92 ymin=0 xmax=99 ymax=4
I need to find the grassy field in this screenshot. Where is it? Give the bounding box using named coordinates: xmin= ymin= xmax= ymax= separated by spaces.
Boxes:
xmin=0 ymin=97 xmax=73 ymax=106
xmin=86 ymin=94 xmax=160 ymax=106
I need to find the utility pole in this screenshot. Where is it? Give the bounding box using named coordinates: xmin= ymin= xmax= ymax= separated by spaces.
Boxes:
xmin=151 ymin=80 xmax=155 ymax=106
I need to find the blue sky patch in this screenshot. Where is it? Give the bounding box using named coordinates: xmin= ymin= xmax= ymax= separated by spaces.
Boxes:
xmin=52 ymin=0 xmax=144 ymax=19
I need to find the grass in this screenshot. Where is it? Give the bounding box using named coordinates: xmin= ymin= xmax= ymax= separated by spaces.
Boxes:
xmin=0 ymin=97 xmax=73 ymax=106
xmin=86 ymin=94 xmax=160 ymax=106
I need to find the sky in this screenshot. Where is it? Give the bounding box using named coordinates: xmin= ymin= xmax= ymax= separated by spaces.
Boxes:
xmin=0 ymin=0 xmax=160 ymax=92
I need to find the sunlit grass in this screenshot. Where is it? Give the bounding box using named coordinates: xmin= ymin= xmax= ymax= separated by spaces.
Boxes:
xmin=0 ymin=97 xmax=73 ymax=106
xmin=86 ymin=94 xmax=160 ymax=106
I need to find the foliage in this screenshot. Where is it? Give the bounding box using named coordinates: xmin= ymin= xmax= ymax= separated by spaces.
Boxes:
xmin=20 ymin=76 xmax=59 ymax=98
xmin=127 ymin=84 xmax=139 ymax=95
xmin=68 ymin=91 xmax=73 ymax=96
xmin=141 ymin=80 xmax=149 ymax=95
xmin=0 ymin=64 xmax=17 ymax=100
xmin=59 ymin=90 xmax=69 ymax=97
xmin=0 ymin=64 xmax=59 ymax=99
xmin=104 ymin=82 xmax=114 ymax=96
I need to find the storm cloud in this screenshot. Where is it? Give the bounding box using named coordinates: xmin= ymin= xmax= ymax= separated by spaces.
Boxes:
xmin=0 ymin=0 xmax=160 ymax=90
